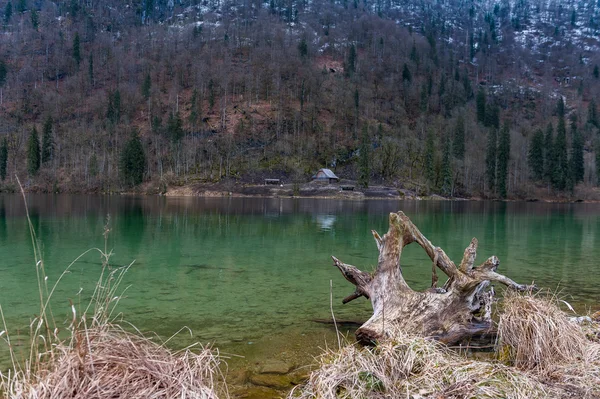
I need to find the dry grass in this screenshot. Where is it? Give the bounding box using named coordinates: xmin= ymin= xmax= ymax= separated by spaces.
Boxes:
xmin=497 ymin=291 xmax=600 ymax=398
xmin=289 ymin=331 xmax=549 ymax=399
xmin=0 ymin=182 xmax=228 ymax=398
xmin=292 ymin=293 xmax=600 ymax=399
xmin=0 ymin=263 xmax=228 ymax=399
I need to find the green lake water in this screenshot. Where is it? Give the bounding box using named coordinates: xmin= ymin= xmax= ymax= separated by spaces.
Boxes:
xmin=0 ymin=194 xmax=599 ymax=371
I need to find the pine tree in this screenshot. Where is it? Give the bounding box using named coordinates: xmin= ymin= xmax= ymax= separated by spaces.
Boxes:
xmin=497 ymin=122 xmax=511 ymax=198
xmin=3 ymin=2 xmax=12 ymax=26
xmin=402 ymin=63 xmax=412 ymax=83
xmin=453 ymin=114 xmax=465 ymax=159
xmin=594 ymin=65 xmax=599 ymax=79
xmin=596 ymin=139 xmax=600 ymax=186
xmin=557 ymin=97 xmax=565 ymax=118
xmin=570 ymin=123 xmax=584 ymax=184
xmin=30 ymin=8 xmax=38 ymax=30
xmin=27 ymin=127 xmax=40 ymax=176
xmin=424 ymin=130 xmax=436 ymax=184
xmin=346 ymin=44 xmax=356 ymax=76
xmin=484 ymin=104 xmax=500 ymax=129
xmin=142 ymin=73 xmax=151 ymax=100
xmin=543 ymin=123 xmax=554 ymax=185
xmin=358 ymin=125 xmax=370 ymax=188
xmin=528 ymin=129 xmax=544 ymax=181
xmin=485 ymin=128 xmax=497 ymax=194
xmin=298 ymin=37 xmax=308 ymax=59
xmin=120 ymin=131 xmax=146 ymax=186
xmin=73 ymin=33 xmax=81 ymax=68
xmin=553 ymin=117 xmax=568 ymax=190
xmin=0 ymin=137 xmax=7 ymax=181
xmin=441 ymin=134 xmax=453 ymax=196
xmin=476 ymin=89 xmax=486 ymax=124
xmin=88 ymin=52 xmax=94 ymax=86
xmin=588 ymin=98 xmax=598 ymax=127
xmin=41 ymin=116 xmax=53 ymax=164
xmin=167 ymin=111 xmax=184 ymax=143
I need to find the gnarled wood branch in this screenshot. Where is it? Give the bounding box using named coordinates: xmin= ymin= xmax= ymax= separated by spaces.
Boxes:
xmin=332 ymin=211 xmax=535 ymax=345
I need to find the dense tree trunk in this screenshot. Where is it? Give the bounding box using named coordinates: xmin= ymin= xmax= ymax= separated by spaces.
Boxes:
xmin=333 ymin=211 xmax=535 ymax=346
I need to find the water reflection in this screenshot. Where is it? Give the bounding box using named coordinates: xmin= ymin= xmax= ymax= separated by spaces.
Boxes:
xmin=315 ymin=215 xmax=336 ymax=231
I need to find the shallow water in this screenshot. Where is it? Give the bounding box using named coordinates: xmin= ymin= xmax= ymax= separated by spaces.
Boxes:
xmin=0 ymin=195 xmax=599 ymax=370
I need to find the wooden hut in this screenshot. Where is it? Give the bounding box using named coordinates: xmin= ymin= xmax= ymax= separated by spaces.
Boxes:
xmin=312 ymin=168 xmax=339 ymax=183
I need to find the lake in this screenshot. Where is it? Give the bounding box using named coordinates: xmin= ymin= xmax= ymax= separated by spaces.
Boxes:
xmin=0 ymin=194 xmax=599 ymax=372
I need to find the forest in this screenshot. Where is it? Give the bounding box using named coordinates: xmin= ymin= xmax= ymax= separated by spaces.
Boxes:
xmin=1 ymin=0 xmax=600 ymax=199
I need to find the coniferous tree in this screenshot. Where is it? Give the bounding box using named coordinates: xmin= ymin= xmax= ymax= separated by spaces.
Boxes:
xmin=27 ymin=127 xmax=40 ymax=176
xmin=484 ymin=104 xmax=500 ymax=129
xmin=485 ymin=128 xmax=497 ymax=193
xmin=88 ymin=52 xmax=94 ymax=86
xmin=570 ymin=122 xmax=584 ymax=184
xmin=120 ymin=131 xmax=145 ymax=186
xmin=402 ymin=63 xmax=412 ymax=83
xmin=528 ymin=129 xmax=544 ymax=181
xmin=441 ymin=134 xmax=453 ymax=196
xmin=72 ymin=33 xmax=81 ymax=68
xmin=497 ymin=122 xmax=511 ymax=198
xmin=142 ymin=73 xmax=151 ymax=100
xmin=557 ymin=97 xmax=565 ymax=118
xmin=167 ymin=111 xmax=184 ymax=143
xmin=594 ymin=65 xmax=599 ymax=79
xmin=0 ymin=137 xmax=7 ymax=181
xmin=358 ymin=125 xmax=370 ymax=188
xmin=596 ymin=139 xmax=600 ymax=186
xmin=30 ymin=8 xmax=38 ymax=30
xmin=346 ymin=44 xmax=356 ymax=76
xmin=424 ymin=130 xmax=436 ymax=184
xmin=41 ymin=116 xmax=53 ymax=164
xmin=3 ymin=2 xmax=12 ymax=26
xmin=476 ymin=89 xmax=486 ymax=124
xmin=453 ymin=114 xmax=465 ymax=159
xmin=588 ymin=98 xmax=598 ymax=127
xmin=544 ymin=123 xmax=555 ymax=185
xmin=553 ymin=117 xmax=568 ymax=190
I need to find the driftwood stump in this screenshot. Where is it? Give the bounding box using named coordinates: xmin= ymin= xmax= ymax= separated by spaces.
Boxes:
xmin=333 ymin=211 xmax=535 ymax=345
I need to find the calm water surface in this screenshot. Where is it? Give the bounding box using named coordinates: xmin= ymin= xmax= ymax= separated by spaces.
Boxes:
xmin=0 ymin=195 xmax=599 ymax=369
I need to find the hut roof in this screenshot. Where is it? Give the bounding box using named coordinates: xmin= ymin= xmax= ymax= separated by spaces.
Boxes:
xmin=314 ymin=168 xmax=339 ymax=179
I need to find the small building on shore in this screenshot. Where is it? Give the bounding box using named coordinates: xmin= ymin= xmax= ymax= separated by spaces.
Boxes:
xmin=312 ymin=168 xmax=339 ymax=183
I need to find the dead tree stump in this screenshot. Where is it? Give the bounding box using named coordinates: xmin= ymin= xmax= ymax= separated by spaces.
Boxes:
xmin=332 ymin=211 xmax=535 ymax=345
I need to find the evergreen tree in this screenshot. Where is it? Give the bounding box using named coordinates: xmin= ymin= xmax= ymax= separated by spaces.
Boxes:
xmin=553 ymin=117 xmax=568 ymax=190
xmin=72 ymin=33 xmax=81 ymax=68
xmin=30 ymin=8 xmax=38 ymax=30
xmin=142 ymin=73 xmax=151 ymax=100
xmin=402 ymin=63 xmax=412 ymax=83
xmin=16 ymin=0 xmax=25 ymax=14
xmin=0 ymin=60 xmax=6 ymax=87
xmin=346 ymin=44 xmax=356 ymax=76
xmin=497 ymin=122 xmax=511 ymax=198
xmin=27 ymin=127 xmax=40 ymax=176
xmin=107 ymin=90 xmax=121 ymax=124
xmin=120 ymin=131 xmax=145 ymax=186
xmin=476 ymin=89 xmax=486 ymax=124
xmin=596 ymin=139 xmax=600 ymax=186
xmin=4 ymin=2 xmax=12 ymax=26
xmin=570 ymin=123 xmax=584 ymax=184
xmin=453 ymin=114 xmax=465 ymax=159
xmin=298 ymin=37 xmax=308 ymax=59
xmin=189 ymin=88 xmax=199 ymax=126
xmin=41 ymin=116 xmax=53 ymax=164
xmin=544 ymin=123 xmax=555 ymax=184
xmin=557 ymin=97 xmax=565 ymax=118
xmin=88 ymin=52 xmax=94 ymax=85
xmin=424 ymin=131 xmax=436 ymax=184
xmin=528 ymin=129 xmax=544 ymax=181
xmin=0 ymin=137 xmax=7 ymax=181
xmin=484 ymin=104 xmax=500 ymax=129
xmin=588 ymin=98 xmax=598 ymax=127
xmin=358 ymin=125 xmax=370 ymax=188
xmin=485 ymin=128 xmax=497 ymax=193
xmin=441 ymin=134 xmax=453 ymax=196
xmin=167 ymin=111 xmax=184 ymax=143
xmin=594 ymin=64 xmax=599 ymax=79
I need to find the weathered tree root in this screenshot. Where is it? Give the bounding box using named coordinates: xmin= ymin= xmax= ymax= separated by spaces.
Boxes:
xmin=333 ymin=211 xmax=535 ymax=345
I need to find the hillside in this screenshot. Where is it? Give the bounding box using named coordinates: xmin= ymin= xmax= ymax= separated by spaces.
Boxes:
xmin=1 ymin=0 xmax=600 ymax=199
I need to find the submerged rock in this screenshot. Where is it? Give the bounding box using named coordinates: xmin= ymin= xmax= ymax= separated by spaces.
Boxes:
xmin=259 ymin=360 xmax=293 ymax=374
xmin=249 ymin=373 xmax=292 ymax=389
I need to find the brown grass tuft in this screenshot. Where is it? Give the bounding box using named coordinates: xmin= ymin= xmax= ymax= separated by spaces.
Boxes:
xmin=289 ymin=331 xmax=548 ymax=399
xmin=497 ymin=292 xmax=600 ymax=398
